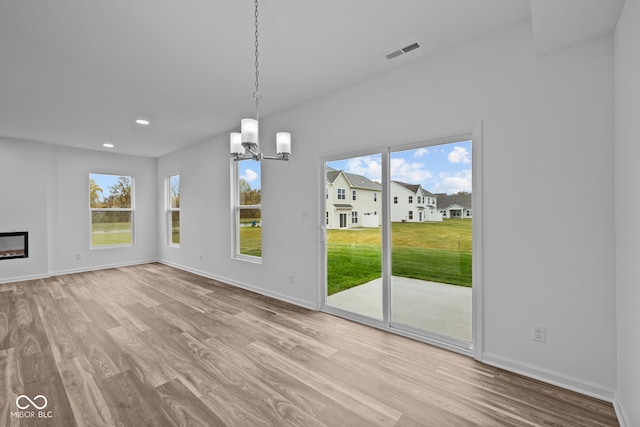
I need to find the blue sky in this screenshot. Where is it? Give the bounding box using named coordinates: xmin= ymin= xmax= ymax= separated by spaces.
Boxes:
xmin=327 ymin=140 xmax=472 ymax=195
xmin=90 ymin=173 xmax=129 ymax=199
xmin=238 ymin=161 xmax=262 ymax=190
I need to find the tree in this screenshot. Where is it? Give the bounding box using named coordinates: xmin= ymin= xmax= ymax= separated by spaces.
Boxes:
xmin=90 ymin=179 xmax=104 ymax=208
xmin=239 ymin=179 xmax=261 ymax=206
xmin=106 ymin=176 xmax=131 ymax=208
xmin=170 ymin=176 xmax=180 ymax=208
xmin=238 ymin=179 xmax=261 ymax=220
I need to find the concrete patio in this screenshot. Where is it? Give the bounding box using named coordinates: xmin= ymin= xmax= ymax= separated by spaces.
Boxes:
xmin=327 ymin=277 xmax=472 ymax=342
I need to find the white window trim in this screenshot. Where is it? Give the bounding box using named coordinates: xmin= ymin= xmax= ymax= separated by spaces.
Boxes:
xmin=231 ymin=160 xmax=262 ymax=263
xmin=89 ymin=174 xmax=135 ymax=249
xmin=167 ymin=174 xmax=180 ymax=247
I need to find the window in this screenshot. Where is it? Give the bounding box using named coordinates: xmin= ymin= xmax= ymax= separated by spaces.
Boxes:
xmin=234 ymin=160 xmax=262 ymax=259
xmin=89 ymin=173 xmax=133 ymax=247
xmin=352 ymin=211 xmax=358 ymax=224
xmin=408 ymin=210 xmax=413 ymax=220
xmin=393 ymin=196 xmax=398 ymax=204
xmin=417 ymin=196 xmax=421 ymax=204
xmin=167 ymin=174 xmax=180 ymax=246
xmin=338 ymin=188 xmax=346 ymax=200
xmin=326 ymin=211 xmax=329 ymax=225
xmin=326 ymin=188 xmax=328 ymax=199
xmin=408 ymin=196 xmax=413 ymax=203
xmin=352 ymin=190 xmax=357 ymax=201
xmin=374 ymin=192 xmax=377 ymax=202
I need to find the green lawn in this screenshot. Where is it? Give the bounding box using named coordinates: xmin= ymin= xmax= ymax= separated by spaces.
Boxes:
xmin=327 ymin=220 xmax=471 ymax=295
xmin=239 ymin=226 xmax=262 ymax=257
xmin=91 ymin=222 xmax=132 ymax=246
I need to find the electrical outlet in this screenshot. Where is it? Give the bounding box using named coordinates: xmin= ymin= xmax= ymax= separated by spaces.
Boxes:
xmin=75 ymin=253 xmax=82 ymax=261
xmin=288 ymin=274 xmax=294 ymax=284
xmin=533 ymin=325 xmax=547 ymax=343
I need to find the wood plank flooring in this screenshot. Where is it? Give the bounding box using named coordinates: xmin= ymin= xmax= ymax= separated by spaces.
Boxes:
xmin=0 ymin=263 xmax=619 ymax=426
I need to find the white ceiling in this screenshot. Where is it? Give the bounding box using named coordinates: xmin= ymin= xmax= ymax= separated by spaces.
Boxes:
xmin=0 ymin=0 xmax=625 ymax=157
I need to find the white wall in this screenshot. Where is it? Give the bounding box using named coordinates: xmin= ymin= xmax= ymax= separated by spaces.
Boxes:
xmin=0 ymin=142 xmax=158 ymax=283
xmin=158 ymin=21 xmax=617 ymax=399
xmin=0 ymin=138 xmax=50 ymax=281
xmin=49 ymin=146 xmax=158 ymax=274
xmin=614 ymin=0 xmax=640 ymax=424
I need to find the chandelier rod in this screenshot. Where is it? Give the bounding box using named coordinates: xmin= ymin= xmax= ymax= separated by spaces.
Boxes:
xmin=253 ymin=0 xmax=260 ymax=122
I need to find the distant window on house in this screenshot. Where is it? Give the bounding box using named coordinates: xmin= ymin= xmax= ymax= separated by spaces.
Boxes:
xmin=374 ymin=192 xmax=377 ymax=202
xmin=326 ymin=188 xmax=328 ymax=199
xmin=338 ymin=188 xmax=345 ymax=200
xmin=352 ymin=211 xmax=358 ymax=224
xmin=326 ymin=211 xmax=329 ymax=224
xmin=408 ymin=196 xmax=413 ymax=203
xmin=352 ymin=190 xmax=357 ymax=201
xmin=89 ymin=173 xmax=134 ymax=248
xmin=408 ymin=211 xmax=413 ymax=220
xmin=393 ymin=196 xmax=398 ymax=204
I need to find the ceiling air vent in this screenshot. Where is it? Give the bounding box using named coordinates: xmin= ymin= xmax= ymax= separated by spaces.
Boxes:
xmin=384 ymin=40 xmax=422 ymax=60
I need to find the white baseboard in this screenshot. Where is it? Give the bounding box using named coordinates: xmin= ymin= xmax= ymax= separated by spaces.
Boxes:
xmin=613 ymin=392 xmax=630 ymax=427
xmin=0 ymin=259 xmax=160 ymax=284
xmin=50 ymin=258 xmax=160 ymax=277
xmin=158 ymin=260 xmax=318 ymax=310
xmin=483 ymin=352 xmax=616 ymax=403
xmin=0 ymin=272 xmax=50 ymax=284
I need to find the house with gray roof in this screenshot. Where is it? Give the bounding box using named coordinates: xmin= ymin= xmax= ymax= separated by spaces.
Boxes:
xmin=436 ymin=193 xmax=472 ymax=219
xmin=326 ymin=167 xmax=381 ymax=229
xmin=391 ymin=181 xmax=442 ymax=222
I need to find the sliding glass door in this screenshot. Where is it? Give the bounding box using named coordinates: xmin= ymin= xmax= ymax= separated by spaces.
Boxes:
xmin=324 ymin=154 xmax=383 ymax=320
xmin=389 ymin=142 xmax=472 ymax=343
xmin=323 ymin=135 xmax=477 ymax=353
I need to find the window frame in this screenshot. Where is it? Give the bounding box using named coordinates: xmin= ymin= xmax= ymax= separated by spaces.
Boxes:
xmin=232 ymin=159 xmax=262 ymax=263
xmin=167 ymin=173 xmax=180 ymax=247
xmin=89 ymin=173 xmax=134 ymax=249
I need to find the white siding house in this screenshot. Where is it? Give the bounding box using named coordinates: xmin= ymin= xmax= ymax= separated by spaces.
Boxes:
xmin=326 ymin=168 xmax=381 ymax=229
xmin=390 ymin=181 xmax=442 ymax=223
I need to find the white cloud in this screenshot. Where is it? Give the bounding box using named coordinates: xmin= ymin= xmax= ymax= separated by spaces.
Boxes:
xmin=240 ymin=168 xmax=258 ymax=182
xmin=432 ymin=170 xmax=472 ymax=194
xmin=414 ymin=148 xmax=429 ymax=158
xmin=448 ymin=146 xmax=471 ymax=164
xmin=345 ymin=156 xmax=382 ymax=181
xmin=390 ymin=158 xmax=433 ymax=184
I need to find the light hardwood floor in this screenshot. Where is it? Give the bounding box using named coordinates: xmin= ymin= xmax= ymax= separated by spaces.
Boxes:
xmin=0 ymin=263 xmax=618 ymax=426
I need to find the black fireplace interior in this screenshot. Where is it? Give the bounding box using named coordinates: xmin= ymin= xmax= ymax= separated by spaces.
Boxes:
xmin=0 ymin=232 xmax=28 ymax=260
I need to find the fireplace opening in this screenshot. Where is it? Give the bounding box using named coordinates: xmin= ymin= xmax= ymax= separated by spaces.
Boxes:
xmin=0 ymin=232 xmax=28 ymax=260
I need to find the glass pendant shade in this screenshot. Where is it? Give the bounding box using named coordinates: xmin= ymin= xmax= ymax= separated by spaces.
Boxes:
xmin=276 ymin=132 xmax=291 ymax=155
xmin=241 ymin=118 xmax=259 ymax=146
xmin=230 ymin=132 xmax=244 ymax=155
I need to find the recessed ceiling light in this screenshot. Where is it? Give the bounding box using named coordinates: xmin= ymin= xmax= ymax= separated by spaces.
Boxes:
xmin=103 ymin=143 xmax=114 ymax=148
xmin=135 ymin=118 xmax=150 ymax=126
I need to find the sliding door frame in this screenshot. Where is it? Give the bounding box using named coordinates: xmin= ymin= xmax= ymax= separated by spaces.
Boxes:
xmin=319 ymin=123 xmax=483 ymax=360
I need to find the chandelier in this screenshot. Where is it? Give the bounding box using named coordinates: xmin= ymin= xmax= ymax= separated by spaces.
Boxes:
xmin=230 ymin=0 xmax=291 ymax=161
